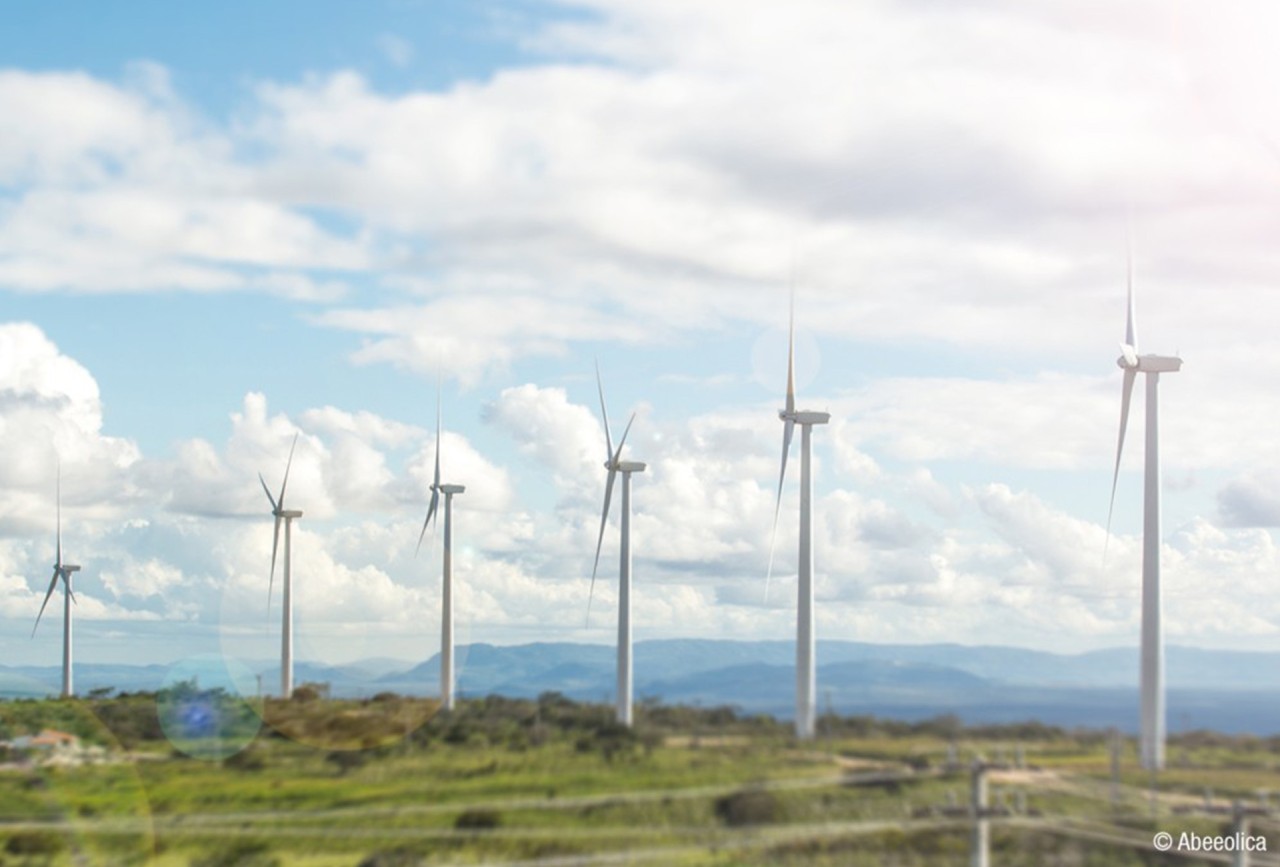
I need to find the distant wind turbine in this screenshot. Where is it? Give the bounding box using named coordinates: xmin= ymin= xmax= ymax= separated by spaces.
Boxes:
xmin=417 ymin=389 xmax=465 ymax=712
xmin=766 ymin=290 xmax=830 ymax=741
xmin=588 ymin=363 xmax=644 ymax=727
xmin=260 ymin=433 xmax=302 ymax=699
xmin=33 ymin=467 xmax=79 ymax=699
xmin=1106 ymin=260 xmax=1181 ymax=771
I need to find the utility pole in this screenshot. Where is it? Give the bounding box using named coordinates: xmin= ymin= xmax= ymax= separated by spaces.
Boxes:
xmin=971 ymin=760 xmax=990 ymax=867
xmin=1150 ymin=766 xmax=1159 ymax=819
xmin=1109 ymin=729 xmax=1122 ymax=808
xmin=1233 ymin=802 xmax=1251 ymax=867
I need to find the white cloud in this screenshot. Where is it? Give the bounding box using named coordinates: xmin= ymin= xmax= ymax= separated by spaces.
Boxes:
xmin=99 ymin=555 xmax=182 ymax=600
xmin=5 ymin=3 xmax=1280 ymax=661
xmin=0 ymin=323 xmax=142 ymax=537
xmin=484 ymin=383 xmax=604 ymax=499
xmin=3 ymin=3 xmax=1280 ymax=381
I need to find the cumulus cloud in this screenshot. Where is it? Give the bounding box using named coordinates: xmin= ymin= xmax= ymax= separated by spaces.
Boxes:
xmin=483 ymin=383 xmax=604 ymax=501
xmin=1217 ymin=471 xmax=1280 ymax=528
xmin=0 ymin=324 xmax=142 ymax=536
xmin=4 ymin=3 xmax=1280 ymax=660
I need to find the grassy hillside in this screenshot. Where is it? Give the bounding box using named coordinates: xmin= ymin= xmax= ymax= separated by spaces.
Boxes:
xmin=1 ymin=690 xmax=1277 ymax=865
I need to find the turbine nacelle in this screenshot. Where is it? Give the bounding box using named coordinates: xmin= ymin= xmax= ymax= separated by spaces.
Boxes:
xmin=606 ymin=460 xmax=647 ymax=473
xmin=278 ymin=509 xmax=303 ymax=519
xmin=1115 ymin=354 xmax=1182 ymax=374
xmin=59 ymin=565 xmax=81 ymax=574
xmin=781 ymin=410 xmax=831 ymax=426
xmin=436 ymin=483 xmax=466 ymax=495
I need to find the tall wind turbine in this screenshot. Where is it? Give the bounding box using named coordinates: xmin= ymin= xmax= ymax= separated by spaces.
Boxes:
xmin=766 ymin=291 xmax=830 ymax=741
xmin=1106 ymin=264 xmax=1181 ymax=771
xmin=260 ymin=433 xmax=302 ymax=699
xmin=417 ymin=390 xmax=465 ymax=712
xmin=588 ymin=363 xmax=643 ymax=727
xmin=33 ymin=468 xmax=80 ymax=699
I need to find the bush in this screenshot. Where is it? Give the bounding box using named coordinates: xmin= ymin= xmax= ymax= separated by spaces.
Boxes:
xmin=714 ymin=789 xmax=780 ymax=827
xmin=326 ymin=749 xmax=369 ymax=775
xmin=190 ymin=840 xmax=280 ymax=867
xmin=5 ymin=829 xmax=67 ymax=856
xmin=357 ymin=847 xmax=425 ymax=867
xmin=443 ymin=723 xmax=474 ymax=745
xmin=454 ymin=809 xmax=501 ymax=830
xmin=223 ymin=746 xmax=266 ymax=771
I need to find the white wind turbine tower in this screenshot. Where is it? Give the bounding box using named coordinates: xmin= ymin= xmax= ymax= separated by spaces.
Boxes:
xmin=588 ymin=363 xmax=644 ymax=727
xmin=1106 ymin=262 xmax=1181 ymax=771
xmin=766 ymin=292 xmax=830 ymax=741
xmin=417 ymin=390 xmax=465 ymax=712
xmin=260 ymin=433 xmax=303 ymax=699
xmin=33 ymin=468 xmax=80 ymax=699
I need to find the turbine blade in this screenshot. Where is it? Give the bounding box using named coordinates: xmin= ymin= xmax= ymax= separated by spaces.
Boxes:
xmin=268 ymin=515 xmax=282 ymax=611
xmin=417 ymin=384 xmax=444 ymax=558
xmin=587 ymin=468 xmax=618 ymax=627
xmin=1105 ymin=368 xmax=1138 ymax=549
xmin=433 ymin=396 xmax=442 ymax=490
xmin=278 ymin=432 xmax=298 ymax=508
xmin=764 ymin=417 xmax=795 ymax=602
xmin=785 ymin=287 xmax=796 ymax=414
xmin=612 ymin=412 xmax=637 ymax=464
xmin=55 ymin=465 xmax=62 ymax=569
xmin=33 ymin=569 xmax=59 ymax=637
xmin=596 ymin=360 xmax=614 ymax=461
xmin=1125 ymin=231 xmax=1138 ymax=350
xmin=258 ymin=473 xmax=278 ymax=512
xmin=416 ymin=489 xmax=439 ymax=556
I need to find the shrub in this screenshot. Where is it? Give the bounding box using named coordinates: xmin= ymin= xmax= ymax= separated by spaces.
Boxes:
xmin=290 ymin=684 xmax=322 ymax=703
xmin=357 ymin=847 xmax=425 ymax=867
xmin=326 ymin=749 xmax=369 ymax=775
xmin=223 ymin=746 xmax=266 ymax=772
xmin=5 ymin=829 xmax=67 ymax=856
xmin=190 ymin=840 xmax=280 ymax=867
xmin=714 ymin=789 xmax=780 ymax=827
xmin=454 ymin=809 xmax=501 ymax=830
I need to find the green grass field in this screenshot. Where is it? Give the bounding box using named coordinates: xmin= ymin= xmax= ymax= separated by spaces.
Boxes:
xmin=1 ymin=692 xmax=1277 ymax=865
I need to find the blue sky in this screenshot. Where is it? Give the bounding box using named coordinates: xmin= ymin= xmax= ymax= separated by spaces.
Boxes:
xmin=3 ymin=0 xmax=1280 ymax=674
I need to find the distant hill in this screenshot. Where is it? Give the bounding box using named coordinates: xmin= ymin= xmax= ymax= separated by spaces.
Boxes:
xmin=5 ymin=640 xmax=1280 ymax=734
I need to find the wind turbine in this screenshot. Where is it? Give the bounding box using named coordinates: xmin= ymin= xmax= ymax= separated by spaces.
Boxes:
xmin=1106 ymin=261 xmax=1181 ymax=771
xmin=260 ymin=433 xmax=302 ymax=699
xmin=417 ymin=389 xmax=465 ymax=712
xmin=588 ymin=363 xmax=643 ymax=727
xmin=766 ymin=291 xmax=830 ymax=741
xmin=33 ymin=468 xmax=79 ymax=699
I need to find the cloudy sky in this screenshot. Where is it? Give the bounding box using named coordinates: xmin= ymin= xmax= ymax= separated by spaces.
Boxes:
xmin=3 ymin=0 xmax=1279 ymax=672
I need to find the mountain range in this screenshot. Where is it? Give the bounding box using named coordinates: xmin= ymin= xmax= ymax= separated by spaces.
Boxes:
xmin=4 ymin=640 xmax=1278 ymax=734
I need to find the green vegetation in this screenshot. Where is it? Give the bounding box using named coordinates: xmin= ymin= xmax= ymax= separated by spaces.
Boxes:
xmin=0 ymin=690 xmax=1275 ymax=865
